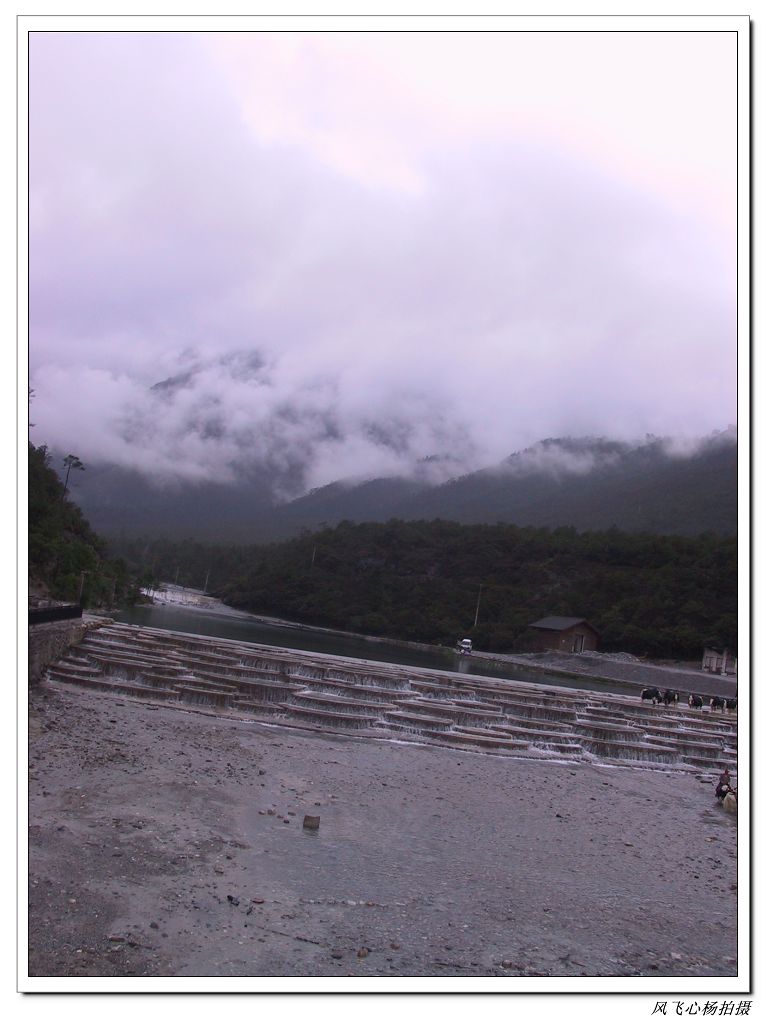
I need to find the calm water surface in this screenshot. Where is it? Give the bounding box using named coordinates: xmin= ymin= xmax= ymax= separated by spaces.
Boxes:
xmin=114 ymin=603 xmax=635 ymax=696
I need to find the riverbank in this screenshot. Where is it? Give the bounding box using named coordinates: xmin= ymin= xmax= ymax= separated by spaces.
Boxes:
xmin=27 ymin=676 xmax=738 ymax=985
xmin=470 ymin=650 xmax=739 ymax=700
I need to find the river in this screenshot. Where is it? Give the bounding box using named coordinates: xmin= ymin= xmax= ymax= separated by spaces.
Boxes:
xmin=113 ymin=597 xmax=637 ymax=696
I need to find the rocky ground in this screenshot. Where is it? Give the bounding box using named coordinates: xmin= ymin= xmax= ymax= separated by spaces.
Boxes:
xmin=27 ymin=679 xmax=738 ymax=983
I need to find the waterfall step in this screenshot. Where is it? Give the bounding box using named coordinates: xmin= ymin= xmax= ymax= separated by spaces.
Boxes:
xmin=422 ymin=729 xmax=530 ymax=752
xmin=580 ymin=738 xmax=679 ymax=764
xmin=682 ymin=753 xmax=738 ymax=770
xmin=143 ymin=671 xmax=190 ymax=690
xmin=383 ymin=710 xmax=456 ymax=732
xmin=310 ymin=679 xmax=414 ymax=702
xmin=276 ymin=703 xmax=380 ymax=728
xmin=47 ymin=621 xmax=738 ymax=772
xmin=495 ymin=699 xmax=580 ymax=722
xmin=397 ymin=699 xmax=505 ymax=726
xmin=232 ymin=698 xmax=284 ymax=716
xmin=407 ymin=681 xmax=471 ymax=699
xmin=55 ymin=659 xmax=102 ymax=676
xmin=289 ymin=690 xmax=396 ymax=713
xmin=47 ymin=670 xmax=177 ymax=701
xmin=478 ymin=722 xmax=582 ymax=747
xmin=326 ymin=673 xmax=412 ymax=691
xmin=176 ymin=685 xmax=233 ymax=708
xmin=232 ymin=680 xmax=303 ymax=703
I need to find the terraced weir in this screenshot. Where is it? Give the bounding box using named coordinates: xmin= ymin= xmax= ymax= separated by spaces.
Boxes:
xmin=45 ymin=621 xmax=737 ymax=773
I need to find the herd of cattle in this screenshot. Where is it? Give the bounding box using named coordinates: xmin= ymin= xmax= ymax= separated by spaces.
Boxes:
xmin=640 ymin=686 xmax=737 ymax=711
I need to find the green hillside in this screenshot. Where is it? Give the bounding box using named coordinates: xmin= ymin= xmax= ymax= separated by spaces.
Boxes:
xmin=28 ymin=442 xmax=136 ymax=607
xmin=116 ymin=519 xmax=736 ymax=659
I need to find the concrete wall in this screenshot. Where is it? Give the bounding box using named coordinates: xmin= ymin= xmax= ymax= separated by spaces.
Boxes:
xmin=27 ymin=617 xmax=108 ymax=686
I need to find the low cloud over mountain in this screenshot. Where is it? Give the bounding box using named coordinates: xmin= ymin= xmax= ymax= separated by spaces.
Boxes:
xmin=30 ymin=34 xmax=735 ymax=496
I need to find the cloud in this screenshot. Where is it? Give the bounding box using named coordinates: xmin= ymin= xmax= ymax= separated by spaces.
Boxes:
xmin=28 ymin=31 xmax=737 ymax=493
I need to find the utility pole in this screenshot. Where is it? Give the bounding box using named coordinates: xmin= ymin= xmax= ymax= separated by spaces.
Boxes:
xmin=310 ymin=546 xmax=316 ymax=570
xmin=473 ymin=583 xmax=483 ymax=629
xmin=174 ymin=566 xmax=180 ymax=586
xmin=77 ymin=571 xmax=89 ymax=606
xmin=203 ymin=569 xmax=210 ymax=594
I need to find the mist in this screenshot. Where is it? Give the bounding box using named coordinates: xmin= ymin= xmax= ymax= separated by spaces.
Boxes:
xmin=28 ymin=31 xmax=737 ymax=495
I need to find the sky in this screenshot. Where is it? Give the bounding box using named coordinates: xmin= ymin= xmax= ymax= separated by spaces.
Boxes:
xmin=28 ymin=29 xmax=738 ymax=493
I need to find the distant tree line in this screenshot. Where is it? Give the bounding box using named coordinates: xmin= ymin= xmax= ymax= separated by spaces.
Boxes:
xmin=108 ymin=519 xmax=737 ymax=659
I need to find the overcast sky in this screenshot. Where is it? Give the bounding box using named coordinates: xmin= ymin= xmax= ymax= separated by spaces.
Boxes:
xmin=28 ymin=30 xmax=737 ymax=491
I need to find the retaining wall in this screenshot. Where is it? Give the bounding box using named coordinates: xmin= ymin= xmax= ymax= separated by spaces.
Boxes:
xmin=28 ymin=617 xmax=110 ymax=686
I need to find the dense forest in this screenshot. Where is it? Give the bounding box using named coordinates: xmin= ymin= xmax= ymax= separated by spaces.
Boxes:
xmin=29 ymin=441 xmax=139 ymax=607
xmin=110 ymin=520 xmax=737 ymax=659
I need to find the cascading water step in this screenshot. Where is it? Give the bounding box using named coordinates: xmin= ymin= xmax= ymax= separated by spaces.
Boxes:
xmin=43 ymin=620 xmax=737 ymax=772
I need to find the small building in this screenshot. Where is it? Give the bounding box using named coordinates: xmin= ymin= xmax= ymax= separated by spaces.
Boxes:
xmin=526 ymin=616 xmax=600 ymax=654
xmin=702 ymin=648 xmax=737 ymax=675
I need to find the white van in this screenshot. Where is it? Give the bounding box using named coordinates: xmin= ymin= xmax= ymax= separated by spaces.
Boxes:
xmin=457 ymin=638 xmax=473 ymax=654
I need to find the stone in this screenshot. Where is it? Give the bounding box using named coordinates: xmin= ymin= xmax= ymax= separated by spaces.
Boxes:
xmin=303 ymin=815 xmax=321 ymax=830
xmin=357 ymin=947 xmax=370 ymax=958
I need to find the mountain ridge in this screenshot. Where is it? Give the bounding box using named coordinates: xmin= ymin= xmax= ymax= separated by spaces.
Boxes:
xmin=71 ymin=430 xmax=737 ymax=542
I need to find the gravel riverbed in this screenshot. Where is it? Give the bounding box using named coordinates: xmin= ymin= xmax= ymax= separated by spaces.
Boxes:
xmin=27 ymin=679 xmax=738 ymax=983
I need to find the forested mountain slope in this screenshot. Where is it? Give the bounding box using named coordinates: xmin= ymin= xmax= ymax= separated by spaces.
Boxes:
xmin=78 ymin=432 xmax=737 ymax=542
xmin=115 ymin=519 xmax=736 ymax=659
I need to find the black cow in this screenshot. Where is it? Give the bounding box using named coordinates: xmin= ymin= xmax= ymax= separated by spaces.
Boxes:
xmin=710 ymin=696 xmax=726 ymax=711
xmin=725 ymin=698 xmax=738 ymax=711
xmin=688 ymin=693 xmax=704 ymax=708
xmin=662 ymin=689 xmax=679 ymax=706
xmin=641 ymin=687 xmax=663 ymax=705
